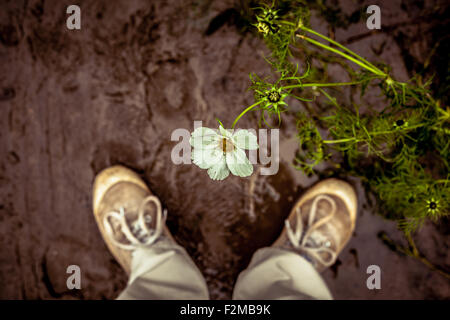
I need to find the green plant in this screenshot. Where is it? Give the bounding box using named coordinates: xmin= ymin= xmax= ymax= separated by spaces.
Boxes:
xmin=222 ymin=1 xmax=449 ymax=276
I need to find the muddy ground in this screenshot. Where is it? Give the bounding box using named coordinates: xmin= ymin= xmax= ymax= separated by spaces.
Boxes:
xmin=0 ymin=0 xmax=449 ymax=299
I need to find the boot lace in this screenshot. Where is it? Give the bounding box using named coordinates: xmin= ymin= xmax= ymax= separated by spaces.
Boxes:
xmin=103 ymin=195 xmax=167 ymax=250
xmin=285 ymin=195 xmax=337 ymax=267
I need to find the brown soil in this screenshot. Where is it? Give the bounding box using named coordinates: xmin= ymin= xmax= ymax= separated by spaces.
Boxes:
xmin=0 ymin=0 xmax=448 ymax=299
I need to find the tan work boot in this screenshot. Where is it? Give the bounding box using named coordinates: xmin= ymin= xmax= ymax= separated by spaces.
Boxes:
xmin=273 ymin=178 xmax=357 ymax=272
xmin=92 ymin=165 xmax=175 ymax=275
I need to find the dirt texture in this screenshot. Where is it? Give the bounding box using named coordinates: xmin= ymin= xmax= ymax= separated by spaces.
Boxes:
xmin=0 ymin=0 xmax=449 ymax=299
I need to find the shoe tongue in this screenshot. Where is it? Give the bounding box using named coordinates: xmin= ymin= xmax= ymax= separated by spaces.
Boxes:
xmin=298 ymin=198 xmax=335 ymax=249
xmin=305 ymin=230 xmax=331 ymax=248
xmin=108 ymin=201 xmax=157 ymax=245
xmin=130 ymin=221 xmax=150 ymax=242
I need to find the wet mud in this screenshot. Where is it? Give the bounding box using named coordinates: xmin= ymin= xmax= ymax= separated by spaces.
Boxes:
xmin=0 ymin=0 xmax=448 ymax=299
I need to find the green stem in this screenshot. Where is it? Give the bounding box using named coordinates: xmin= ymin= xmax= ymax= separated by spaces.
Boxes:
xmin=279 ymin=20 xmax=297 ymax=27
xmin=322 ymin=137 xmax=355 ymax=144
xmin=322 ymin=123 xmax=427 ymax=144
xmin=300 ymin=26 xmax=383 ymax=74
xmin=281 ymin=80 xmax=376 ymax=90
xmin=297 ymin=34 xmax=386 ymax=77
xmin=436 ymin=106 xmax=449 ymax=117
xmin=231 ymin=100 xmax=264 ymax=129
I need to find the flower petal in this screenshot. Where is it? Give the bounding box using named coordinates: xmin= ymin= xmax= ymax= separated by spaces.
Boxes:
xmin=207 ymin=156 xmax=230 ymax=180
xmin=192 ymin=147 xmax=224 ymax=169
xmin=190 ymin=127 xmax=219 ymax=149
xmin=219 ymin=126 xmax=234 ymax=139
xmin=226 ymin=147 xmax=253 ymax=177
xmin=191 ymin=127 xmax=217 ymax=138
xmin=232 ymin=129 xmax=258 ymax=150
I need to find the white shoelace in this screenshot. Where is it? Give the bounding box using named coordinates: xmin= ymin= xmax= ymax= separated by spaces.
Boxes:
xmin=103 ymin=195 xmax=167 ymax=250
xmin=285 ymin=195 xmax=338 ymax=267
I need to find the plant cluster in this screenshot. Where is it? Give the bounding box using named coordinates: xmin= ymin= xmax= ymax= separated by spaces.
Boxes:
xmin=226 ymin=1 xmax=449 ymax=251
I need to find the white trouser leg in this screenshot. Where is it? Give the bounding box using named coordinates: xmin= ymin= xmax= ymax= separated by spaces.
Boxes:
xmin=118 ymin=238 xmax=209 ymax=300
xmin=233 ymin=247 xmax=333 ymax=300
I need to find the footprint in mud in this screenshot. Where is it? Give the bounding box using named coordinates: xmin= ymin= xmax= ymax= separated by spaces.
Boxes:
xmin=90 ymin=141 xmax=145 ymax=176
xmin=0 ymin=25 xmax=20 ymax=47
xmin=0 ymin=87 xmax=15 ymax=102
xmin=43 ymin=237 xmax=126 ymax=299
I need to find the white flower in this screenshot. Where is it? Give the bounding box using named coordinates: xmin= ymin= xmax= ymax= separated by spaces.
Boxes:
xmin=190 ymin=126 xmax=258 ymax=180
